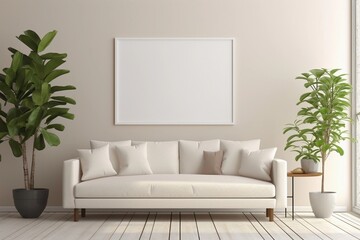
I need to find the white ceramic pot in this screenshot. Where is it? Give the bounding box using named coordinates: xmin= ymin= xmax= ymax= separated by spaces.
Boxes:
xmin=309 ymin=192 xmax=336 ymax=218
xmin=301 ymin=159 xmax=319 ymax=173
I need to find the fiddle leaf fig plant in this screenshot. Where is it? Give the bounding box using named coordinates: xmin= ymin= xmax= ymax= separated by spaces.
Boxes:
xmin=0 ymin=30 xmax=76 ymax=190
xmin=284 ymin=68 xmax=352 ymax=192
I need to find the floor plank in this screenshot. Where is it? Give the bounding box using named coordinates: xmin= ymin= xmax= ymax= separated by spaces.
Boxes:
xmin=252 ymin=213 xmax=292 ymax=240
xmin=274 ymin=214 xmax=322 ymax=240
xmin=120 ymin=213 xmax=148 ymax=240
xmin=139 ymin=212 xmax=156 ymax=240
xmin=33 ymin=214 xmax=72 ymax=240
xmin=297 ymin=213 xmax=358 ymax=240
xmin=272 ymin=214 xmax=302 ymax=240
xmin=6 ymin=213 xmax=67 ymax=240
xmin=0 ymin=213 xmax=10 ymax=222
xmin=89 ymin=213 xmax=126 ymax=240
xmin=109 ymin=213 xmax=134 ymax=240
xmin=336 ymin=213 xmax=360 ymax=228
xmin=45 ymin=214 xmax=109 ymax=240
xmin=0 ymin=213 xmax=40 ymax=239
xmin=243 ymin=212 xmax=273 ymax=240
xmin=169 ymin=212 xmax=180 ymax=240
xmin=195 ymin=212 xmax=220 ymax=240
xmin=150 ymin=213 xmax=171 ymax=240
xmin=180 ymin=212 xmax=199 ymax=240
xmin=212 ymin=212 xmax=263 ymax=240
xmin=324 ymin=215 xmax=360 ymax=239
xmin=0 ymin=212 xmax=359 ymax=240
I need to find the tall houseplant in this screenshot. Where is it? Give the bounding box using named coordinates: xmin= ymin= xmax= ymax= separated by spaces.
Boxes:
xmin=0 ymin=30 xmax=76 ymax=217
xmin=284 ymin=68 xmax=352 ymax=217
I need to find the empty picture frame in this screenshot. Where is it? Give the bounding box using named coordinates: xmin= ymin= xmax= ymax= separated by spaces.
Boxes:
xmin=115 ymin=38 xmax=234 ymax=125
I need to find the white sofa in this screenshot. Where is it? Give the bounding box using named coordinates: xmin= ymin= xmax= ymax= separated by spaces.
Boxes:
xmin=63 ymin=140 xmax=287 ymax=221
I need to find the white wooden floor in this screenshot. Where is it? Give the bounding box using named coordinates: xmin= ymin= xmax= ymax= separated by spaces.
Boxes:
xmin=0 ymin=212 xmax=359 ymax=240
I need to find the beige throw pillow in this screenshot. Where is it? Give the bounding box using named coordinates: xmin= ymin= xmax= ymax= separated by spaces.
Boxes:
xmin=78 ymin=144 xmax=117 ymax=181
xmin=116 ymin=143 xmax=153 ymax=176
xmin=202 ymin=150 xmax=224 ymax=175
xmin=179 ymin=140 xmax=220 ymax=174
xmin=90 ymin=140 xmax=131 ymax=173
xmin=238 ymin=148 xmax=277 ymax=182
xmin=220 ymin=139 xmax=261 ymax=175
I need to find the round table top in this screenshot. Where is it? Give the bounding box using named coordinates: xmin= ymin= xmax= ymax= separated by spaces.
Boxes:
xmin=287 ymin=172 xmax=322 ymax=177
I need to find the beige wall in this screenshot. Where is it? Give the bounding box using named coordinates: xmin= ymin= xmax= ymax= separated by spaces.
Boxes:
xmin=0 ymin=0 xmax=351 ymax=209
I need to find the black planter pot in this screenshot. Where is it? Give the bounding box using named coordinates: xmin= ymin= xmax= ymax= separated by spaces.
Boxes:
xmin=13 ymin=188 xmax=49 ymax=218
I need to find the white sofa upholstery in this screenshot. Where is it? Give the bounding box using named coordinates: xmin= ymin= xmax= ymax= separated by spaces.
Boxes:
xmin=63 ymin=140 xmax=287 ymax=221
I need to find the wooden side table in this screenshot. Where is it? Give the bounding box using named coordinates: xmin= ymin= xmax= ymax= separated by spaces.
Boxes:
xmin=287 ymin=172 xmax=322 ymax=220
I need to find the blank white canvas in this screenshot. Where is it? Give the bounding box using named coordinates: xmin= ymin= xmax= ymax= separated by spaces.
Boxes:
xmin=115 ymin=38 xmax=233 ymax=125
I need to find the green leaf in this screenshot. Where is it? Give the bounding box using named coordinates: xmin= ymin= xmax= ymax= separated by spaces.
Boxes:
xmin=50 ymin=85 xmax=76 ymax=93
xmin=46 ymin=124 xmax=65 ymax=131
xmin=46 ymin=107 xmax=69 ymax=116
xmin=41 ymin=128 xmax=60 ymax=146
xmin=17 ymin=34 xmax=38 ymax=51
xmin=34 ymin=134 xmax=45 ymax=150
xmin=41 ymin=53 xmax=67 ymax=59
xmin=299 ymin=92 xmax=311 ymax=102
xmin=310 ymin=69 xmax=325 ymax=78
xmin=51 ymin=96 xmax=76 ymax=104
xmin=0 ymin=132 xmax=7 ymax=139
xmin=61 ymin=113 xmax=74 ymax=120
xmin=10 ymin=52 xmax=23 ymax=73
xmin=24 ymin=30 xmax=41 ymax=44
xmin=26 ymin=107 xmax=42 ymax=128
xmin=8 ymin=47 xmax=19 ymax=54
xmin=9 ymin=139 xmax=22 ymax=157
xmin=32 ymin=83 xmax=50 ymax=105
xmin=44 ymin=59 xmax=65 ymax=76
xmin=335 ymin=145 xmax=344 ymax=156
xmin=330 ymin=69 xmax=341 ymax=75
xmin=45 ymin=69 xmax=69 ymax=82
xmin=38 ymin=30 xmax=57 ymax=53
xmin=4 ymin=68 xmax=15 ymax=86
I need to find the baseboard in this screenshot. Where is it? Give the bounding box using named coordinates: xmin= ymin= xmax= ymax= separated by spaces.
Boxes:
xmin=0 ymin=205 xmax=348 ymax=213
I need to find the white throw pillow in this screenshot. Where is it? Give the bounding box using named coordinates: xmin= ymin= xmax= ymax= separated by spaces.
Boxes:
xmin=179 ymin=140 xmax=220 ymax=174
xmin=133 ymin=141 xmax=179 ymax=174
xmin=90 ymin=140 xmax=131 ymax=173
xmin=238 ymin=148 xmax=277 ymax=182
xmin=220 ymin=139 xmax=261 ymax=175
xmin=116 ymin=143 xmax=153 ymax=176
xmin=78 ymin=144 xmax=117 ymax=181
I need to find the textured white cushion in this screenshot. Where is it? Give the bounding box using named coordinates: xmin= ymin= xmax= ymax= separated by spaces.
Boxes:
xmin=78 ymin=145 xmax=117 ymax=181
xmin=133 ymin=141 xmax=179 ymax=174
xmin=90 ymin=140 xmax=131 ymax=172
xmin=239 ymin=148 xmax=277 ymax=181
xmin=75 ymin=174 xmax=275 ymax=198
xmin=116 ymin=143 xmax=153 ymax=176
xmin=179 ymin=140 xmax=220 ymax=174
xmin=220 ymin=139 xmax=261 ymax=175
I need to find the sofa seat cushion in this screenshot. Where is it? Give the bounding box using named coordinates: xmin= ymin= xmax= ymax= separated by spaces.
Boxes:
xmin=75 ymin=174 xmax=275 ymax=198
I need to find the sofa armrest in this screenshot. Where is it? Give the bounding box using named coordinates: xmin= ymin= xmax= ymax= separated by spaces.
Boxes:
xmin=63 ymin=159 xmax=81 ymax=209
xmin=272 ymin=158 xmax=287 ymax=208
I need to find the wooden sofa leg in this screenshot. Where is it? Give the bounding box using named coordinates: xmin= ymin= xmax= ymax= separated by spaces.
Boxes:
xmin=81 ymin=208 xmax=86 ymax=217
xmin=74 ymin=208 xmax=80 ymax=222
xmin=266 ymin=208 xmax=269 ymax=217
xmin=268 ymin=208 xmax=274 ymax=221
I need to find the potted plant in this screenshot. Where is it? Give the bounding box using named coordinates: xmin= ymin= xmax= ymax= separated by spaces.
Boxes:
xmin=0 ymin=30 xmax=76 ymax=218
xmin=284 ymin=120 xmax=320 ymax=173
xmin=284 ymin=68 xmax=352 ymax=218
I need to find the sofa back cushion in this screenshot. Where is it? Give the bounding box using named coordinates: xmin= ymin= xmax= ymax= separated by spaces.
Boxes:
xmin=90 ymin=140 xmax=131 ymax=173
xmin=220 ymin=139 xmax=261 ymax=175
xmin=116 ymin=143 xmax=153 ymax=176
xmin=133 ymin=141 xmax=179 ymax=174
xmin=179 ymin=140 xmax=220 ymax=174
